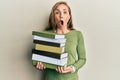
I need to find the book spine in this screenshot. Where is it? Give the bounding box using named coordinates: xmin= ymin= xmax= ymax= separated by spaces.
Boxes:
xmin=32 ymin=31 xmax=55 ymax=39
xmin=33 ymin=40 xmax=65 ymax=47
xmin=32 ymin=49 xmax=66 ymax=59
xmin=34 ymin=36 xmax=66 ymax=43
xmin=32 ymin=54 xmax=67 ymax=66
xmin=35 ymin=44 xmax=64 ymax=54
xmin=32 ymin=60 xmax=66 ymax=69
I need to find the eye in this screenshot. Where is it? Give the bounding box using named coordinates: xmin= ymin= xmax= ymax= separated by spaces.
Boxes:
xmin=55 ymin=11 xmax=59 ymax=15
xmin=63 ymin=11 xmax=67 ymax=14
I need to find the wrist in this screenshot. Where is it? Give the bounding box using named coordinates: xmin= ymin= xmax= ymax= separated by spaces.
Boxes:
xmin=70 ymin=65 xmax=75 ymax=73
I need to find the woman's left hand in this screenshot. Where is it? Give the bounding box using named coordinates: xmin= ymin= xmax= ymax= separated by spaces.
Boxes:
xmin=56 ymin=66 xmax=73 ymax=74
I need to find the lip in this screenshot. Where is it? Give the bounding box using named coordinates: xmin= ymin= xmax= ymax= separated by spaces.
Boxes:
xmin=56 ymin=20 xmax=64 ymax=26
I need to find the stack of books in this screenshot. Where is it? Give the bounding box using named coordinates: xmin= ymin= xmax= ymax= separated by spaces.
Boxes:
xmin=32 ymin=31 xmax=68 ymax=69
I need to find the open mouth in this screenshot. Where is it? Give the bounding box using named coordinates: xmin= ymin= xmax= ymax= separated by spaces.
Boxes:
xmin=60 ymin=20 xmax=63 ymax=25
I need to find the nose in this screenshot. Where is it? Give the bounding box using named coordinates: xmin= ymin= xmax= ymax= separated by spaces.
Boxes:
xmin=60 ymin=12 xmax=63 ymax=19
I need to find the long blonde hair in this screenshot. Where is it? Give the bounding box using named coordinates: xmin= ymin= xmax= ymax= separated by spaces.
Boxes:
xmin=46 ymin=1 xmax=74 ymax=30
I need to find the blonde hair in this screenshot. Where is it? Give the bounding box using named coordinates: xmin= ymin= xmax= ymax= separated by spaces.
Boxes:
xmin=46 ymin=1 xmax=74 ymax=30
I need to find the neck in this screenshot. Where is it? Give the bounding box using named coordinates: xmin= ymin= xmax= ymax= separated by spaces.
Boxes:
xmin=55 ymin=27 xmax=70 ymax=34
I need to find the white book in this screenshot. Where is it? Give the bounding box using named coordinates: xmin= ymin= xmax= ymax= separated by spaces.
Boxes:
xmin=32 ymin=54 xmax=68 ymax=66
xmin=34 ymin=36 xmax=66 ymax=43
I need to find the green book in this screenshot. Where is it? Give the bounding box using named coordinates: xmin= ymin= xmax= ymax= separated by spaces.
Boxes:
xmin=32 ymin=31 xmax=65 ymax=39
xmin=32 ymin=60 xmax=66 ymax=69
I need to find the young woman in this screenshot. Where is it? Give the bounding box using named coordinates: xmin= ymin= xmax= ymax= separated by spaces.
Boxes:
xmin=36 ymin=1 xmax=86 ymax=80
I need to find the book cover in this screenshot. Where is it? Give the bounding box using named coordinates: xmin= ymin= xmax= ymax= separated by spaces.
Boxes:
xmin=33 ymin=40 xmax=65 ymax=47
xmin=32 ymin=60 xmax=66 ymax=69
xmin=32 ymin=54 xmax=68 ymax=66
xmin=34 ymin=35 xmax=66 ymax=43
xmin=32 ymin=31 xmax=65 ymax=39
xmin=32 ymin=49 xmax=68 ymax=59
xmin=35 ymin=44 xmax=65 ymax=54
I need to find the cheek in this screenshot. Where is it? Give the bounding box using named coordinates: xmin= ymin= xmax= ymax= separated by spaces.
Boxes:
xmin=55 ymin=16 xmax=60 ymax=22
xmin=65 ymin=16 xmax=70 ymax=22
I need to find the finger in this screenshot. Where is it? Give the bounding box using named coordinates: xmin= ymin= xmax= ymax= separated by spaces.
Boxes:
xmin=61 ymin=67 xmax=69 ymax=73
xmin=36 ymin=62 xmax=39 ymax=69
xmin=58 ymin=66 xmax=62 ymax=73
xmin=56 ymin=67 xmax=58 ymax=72
xmin=39 ymin=62 xmax=44 ymax=70
xmin=58 ymin=67 xmax=64 ymax=73
xmin=40 ymin=62 xmax=45 ymax=70
xmin=40 ymin=63 xmax=44 ymax=70
xmin=60 ymin=67 xmax=63 ymax=73
xmin=38 ymin=62 xmax=41 ymax=69
xmin=36 ymin=64 xmax=38 ymax=69
xmin=43 ymin=66 xmax=46 ymax=69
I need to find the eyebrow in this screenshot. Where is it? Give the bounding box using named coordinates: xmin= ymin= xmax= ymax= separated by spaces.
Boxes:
xmin=55 ymin=9 xmax=67 ymax=11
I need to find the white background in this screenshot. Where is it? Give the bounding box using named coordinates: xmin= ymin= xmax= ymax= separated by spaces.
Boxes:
xmin=0 ymin=0 xmax=120 ymax=80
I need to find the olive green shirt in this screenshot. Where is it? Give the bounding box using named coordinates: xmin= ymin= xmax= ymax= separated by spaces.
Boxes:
xmin=44 ymin=30 xmax=86 ymax=80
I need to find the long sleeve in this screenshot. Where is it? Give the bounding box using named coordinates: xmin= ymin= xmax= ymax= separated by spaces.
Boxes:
xmin=73 ymin=31 xmax=86 ymax=71
xmin=38 ymin=30 xmax=87 ymax=80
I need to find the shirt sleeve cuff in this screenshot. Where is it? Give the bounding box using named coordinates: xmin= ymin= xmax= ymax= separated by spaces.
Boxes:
xmin=70 ymin=65 xmax=76 ymax=73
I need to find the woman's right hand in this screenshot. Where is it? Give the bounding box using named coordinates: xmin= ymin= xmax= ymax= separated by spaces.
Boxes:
xmin=36 ymin=62 xmax=45 ymax=70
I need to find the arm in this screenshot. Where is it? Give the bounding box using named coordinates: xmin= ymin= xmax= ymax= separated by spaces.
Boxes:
xmin=56 ymin=31 xmax=86 ymax=73
xmin=73 ymin=31 xmax=86 ymax=71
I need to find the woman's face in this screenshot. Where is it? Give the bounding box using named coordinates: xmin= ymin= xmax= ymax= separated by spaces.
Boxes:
xmin=54 ymin=4 xmax=70 ymax=29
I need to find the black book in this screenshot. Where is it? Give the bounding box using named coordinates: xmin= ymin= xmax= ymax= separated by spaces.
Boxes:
xmin=32 ymin=49 xmax=68 ymax=59
xmin=33 ymin=40 xmax=65 ymax=47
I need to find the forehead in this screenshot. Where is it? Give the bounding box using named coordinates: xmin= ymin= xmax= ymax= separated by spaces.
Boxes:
xmin=55 ymin=4 xmax=69 ymax=10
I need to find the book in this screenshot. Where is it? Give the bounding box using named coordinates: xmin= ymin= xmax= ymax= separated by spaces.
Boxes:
xmin=34 ymin=35 xmax=66 ymax=43
xmin=33 ymin=40 xmax=65 ymax=47
xmin=32 ymin=60 xmax=67 ymax=69
xmin=32 ymin=31 xmax=65 ymax=39
xmin=32 ymin=54 xmax=68 ymax=66
xmin=32 ymin=49 xmax=68 ymax=59
xmin=35 ymin=44 xmax=65 ymax=54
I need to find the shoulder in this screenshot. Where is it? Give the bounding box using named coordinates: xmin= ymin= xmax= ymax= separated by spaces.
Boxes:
xmin=71 ymin=29 xmax=83 ymax=35
xmin=72 ymin=30 xmax=84 ymax=40
xmin=66 ymin=29 xmax=83 ymax=39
